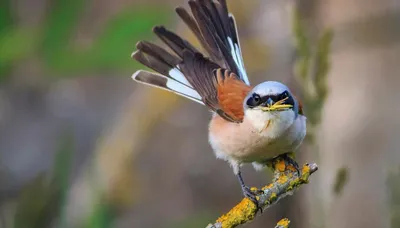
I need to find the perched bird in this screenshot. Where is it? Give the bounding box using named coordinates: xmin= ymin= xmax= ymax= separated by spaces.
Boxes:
xmin=131 ymin=0 xmax=306 ymax=207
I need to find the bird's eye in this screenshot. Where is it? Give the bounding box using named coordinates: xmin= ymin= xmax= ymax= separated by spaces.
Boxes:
xmin=280 ymin=91 xmax=290 ymax=100
xmin=246 ymin=93 xmax=262 ymax=107
xmin=280 ymin=90 xmax=295 ymax=107
xmin=253 ymin=94 xmax=261 ymax=104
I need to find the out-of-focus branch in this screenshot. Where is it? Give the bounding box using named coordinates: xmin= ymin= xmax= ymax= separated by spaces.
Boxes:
xmin=93 ymin=89 xmax=179 ymax=209
xmin=206 ymin=160 xmax=318 ymax=228
xmin=291 ymin=5 xmax=333 ymax=142
xmin=65 ymin=88 xmax=180 ymax=226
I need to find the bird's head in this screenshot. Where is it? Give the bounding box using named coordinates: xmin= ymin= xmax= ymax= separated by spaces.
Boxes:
xmin=243 ymin=81 xmax=299 ymax=134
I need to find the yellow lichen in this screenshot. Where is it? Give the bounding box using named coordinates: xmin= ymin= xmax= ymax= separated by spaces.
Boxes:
xmin=277 ymin=174 xmax=288 ymax=184
xmin=209 ymin=163 xmax=317 ymax=228
xmin=286 ymin=165 xmax=297 ymax=173
xmin=216 ymin=198 xmax=257 ymax=227
xmin=275 ymin=160 xmax=286 ymax=172
xmin=302 ymin=165 xmax=310 ymax=174
xmin=262 ymin=183 xmax=274 ymax=190
xmin=277 ymin=218 xmax=291 ymax=227
xmin=270 ymin=192 xmax=277 ymax=201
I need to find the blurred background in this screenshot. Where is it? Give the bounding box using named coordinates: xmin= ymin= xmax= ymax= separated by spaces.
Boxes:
xmin=0 ymin=0 xmax=400 ymax=227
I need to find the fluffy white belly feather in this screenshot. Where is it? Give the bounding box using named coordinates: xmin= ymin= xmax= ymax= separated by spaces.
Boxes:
xmin=209 ymin=111 xmax=306 ymax=165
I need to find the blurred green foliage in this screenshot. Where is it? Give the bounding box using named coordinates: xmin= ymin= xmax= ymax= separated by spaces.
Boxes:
xmin=0 ymin=0 xmax=14 ymax=79
xmin=168 ymin=212 xmax=217 ymax=228
xmin=1 ymin=0 xmax=173 ymax=227
xmin=332 ymin=166 xmax=349 ymax=196
xmin=14 ymin=131 xmax=73 ymax=228
xmin=291 ymin=8 xmax=332 ymax=228
xmin=0 ymin=0 xmax=13 ymax=34
xmin=0 ymin=0 xmax=171 ymax=81
xmin=387 ymin=167 xmax=400 ymax=228
xmin=85 ymin=200 xmax=115 ymax=228
xmin=0 ymin=28 xmax=41 ymax=71
xmin=292 ymin=8 xmax=333 ymax=142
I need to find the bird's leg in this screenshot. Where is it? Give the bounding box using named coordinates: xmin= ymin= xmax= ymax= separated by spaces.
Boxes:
xmin=236 ymin=169 xmax=263 ymax=212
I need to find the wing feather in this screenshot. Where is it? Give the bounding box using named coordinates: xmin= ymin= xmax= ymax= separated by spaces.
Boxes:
xmin=216 ymin=69 xmax=252 ymax=122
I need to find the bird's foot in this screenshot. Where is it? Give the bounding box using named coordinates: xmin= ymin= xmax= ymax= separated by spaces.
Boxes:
xmin=266 ymin=153 xmax=301 ymax=177
xmin=241 ymin=185 xmax=264 ymax=213
xmin=280 ymin=153 xmax=301 ymax=176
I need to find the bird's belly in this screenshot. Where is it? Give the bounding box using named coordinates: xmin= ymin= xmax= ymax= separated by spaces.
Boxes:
xmin=240 ymin=137 xmax=292 ymax=162
xmin=209 ymin=115 xmax=306 ymax=163
xmin=223 ymin=130 xmax=296 ymax=163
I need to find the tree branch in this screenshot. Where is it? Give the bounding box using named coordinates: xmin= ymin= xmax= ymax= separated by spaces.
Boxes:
xmin=206 ymin=160 xmax=318 ymax=228
xmin=275 ymin=218 xmax=291 ymax=228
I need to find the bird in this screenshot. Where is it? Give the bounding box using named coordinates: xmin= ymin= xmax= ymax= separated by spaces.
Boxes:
xmin=130 ymin=0 xmax=306 ymax=209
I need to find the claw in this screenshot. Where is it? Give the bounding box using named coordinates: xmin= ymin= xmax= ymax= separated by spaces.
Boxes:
xmin=241 ymin=185 xmax=263 ymax=213
xmin=236 ymin=170 xmax=263 ymax=213
xmin=281 ymin=153 xmax=301 ymax=176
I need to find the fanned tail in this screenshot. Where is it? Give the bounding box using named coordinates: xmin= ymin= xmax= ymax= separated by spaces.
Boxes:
xmin=131 ymin=0 xmax=250 ymax=117
xmin=132 ymin=37 xmax=204 ymax=104
xmin=176 ymin=0 xmax=249 ymax=84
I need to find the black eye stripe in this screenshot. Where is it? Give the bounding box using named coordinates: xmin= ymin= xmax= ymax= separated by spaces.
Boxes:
xmin=279 ymin=90 xmax=295 ymax=106
xmin=246 ymin=93 xmax=262 ymax=107
xmin=246 ymin=90 xmax=295 ymax=108
xmin=260 ymin=91 xmax=290 ymax=103
xmin=261 ymin=94 xmax=279 ymax=103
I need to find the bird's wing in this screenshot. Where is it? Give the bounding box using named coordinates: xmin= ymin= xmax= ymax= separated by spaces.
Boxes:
xmin=179 ymin=50 xmax=249 ymax=123
xmin=176 ymin=0 xmax=250 ymax=85
xmin=176 ymin=50 xmax=251 ymax=123
xmin=131 ymin=0 xmax=251 ymax=122
xmin=132 ymin=38 xmax=247 ymax=122
xmin=216 ymin=69 xmax=252 ymax=122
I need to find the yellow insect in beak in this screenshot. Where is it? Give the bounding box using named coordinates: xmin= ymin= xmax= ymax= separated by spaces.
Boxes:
xmin=261 ymin=97 xmax=293 ymax=112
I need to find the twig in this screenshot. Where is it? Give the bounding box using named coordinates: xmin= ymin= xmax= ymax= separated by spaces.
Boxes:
xmin=275 ymin=218 xmax=291 ymax=228
xmin=206 ymin=160 xmax=318 ymax=228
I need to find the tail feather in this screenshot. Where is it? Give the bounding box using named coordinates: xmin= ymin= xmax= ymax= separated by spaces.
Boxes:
xmin=177 ymin=0 xmax=249 ymax=85
xmin=153 ymin=26 xmax=199 ymax=58
xmin=133 ymin=41 xmax=194 ymax=88
xmin=131 ymin=0 xmax=250 ymax=114
xmin=175 ymin=7 xmax=204 ymax=47
xmin=132 ymin=70 xmax=203 ymax=104
xmin=132 ymin=50 xmax=172 ymax=77
xmin=228 ymin=14 xmax=249 ymax=85
xmin=136 ymin=41 xmax=180 ymax=69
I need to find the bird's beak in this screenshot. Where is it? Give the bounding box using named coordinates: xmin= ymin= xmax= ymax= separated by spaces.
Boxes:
xmin=260 ymin=97 xmax=293 ymax=112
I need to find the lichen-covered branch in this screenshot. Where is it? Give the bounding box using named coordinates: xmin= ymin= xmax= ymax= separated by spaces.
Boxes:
xmin=206 ymin=160 xmax=318 ymax=228
xmin=275 ymin=218 xmax=291 ymax=228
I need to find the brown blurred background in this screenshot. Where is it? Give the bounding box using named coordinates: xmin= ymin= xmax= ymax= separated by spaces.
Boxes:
xmin=0 ymin=0 xmax=399 ymax=227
